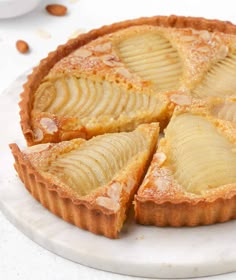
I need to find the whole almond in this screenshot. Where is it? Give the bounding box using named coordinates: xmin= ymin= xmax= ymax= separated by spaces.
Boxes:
xmin=46 ymin=4 xmax=67 ymax=16
xmin=16 ymin=40 xmax=29 ymax=54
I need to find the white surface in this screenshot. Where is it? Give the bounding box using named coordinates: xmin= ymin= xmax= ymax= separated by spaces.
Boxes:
xmin=0 ymin=0 xmax=41 ymax=18
xmin=1 ymin=1 xmax=236 ymax=280
xmin=1 ymin=74 xmax=236 ymax=279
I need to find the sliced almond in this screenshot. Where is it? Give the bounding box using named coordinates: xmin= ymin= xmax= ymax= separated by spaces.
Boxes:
xmin=16 ymin=40 xmax=29 ymax=54
xmin=115 ymin=68 xmax=133 ymax=79
xmin=107 ymin=182 xmax=122 ymax=201
xmin=40 ymin=118 xmax=58 ymax=134
xmin=155 ymin=177 xmax=169 ymax=192
xmin=23 ymin=143 xmax=51 ymax=154
xmin=75 ymin=48 xmax=92 ymax=58
xmin=218 ymin=45 xmax=228 ymax=60
xmin=33 ymin=128 xmax=43 ymax=142
xmin=170 ymin=94 xmax=192 ymax=106
xmin=154 ymin=152 xmax=167 ymax=167
xmin=199 ymin=30 xmax=211 ymax=42
xmin=68 ymin=29 xmax=86 ymax=39
xmin=198 ymin=46 xmax=209 ymax=53
xmin=102 ymin=55 xmax=122 ymax=67
xmin=125 ymin=177 xmax=135 ymax=193
xmin=96 ymin=196 xmax=120 ymax=211
xmin=36 ymin=29 xmax=51 ymax=39
xmin=93 ymin=42 xmax=112 ymax=53
xmin=46 ymin=4 xmax=67 ymax=16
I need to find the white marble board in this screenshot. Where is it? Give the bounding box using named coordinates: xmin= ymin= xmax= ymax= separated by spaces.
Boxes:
xmin=0 ymin=74 xmax=236 ymax=279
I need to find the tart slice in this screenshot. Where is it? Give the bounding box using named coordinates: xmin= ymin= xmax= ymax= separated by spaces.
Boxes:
xmin=10 ymin=123 xmax=159 ymax=238
xmin=135 ymin=107 xmax=236 ymax=227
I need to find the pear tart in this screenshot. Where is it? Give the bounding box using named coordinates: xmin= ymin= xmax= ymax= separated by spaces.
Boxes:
xmin=10 ymin=123 xmax=159 ymax=238
xmin=135 ymin=106 xmax=236 ymax=226
xmin=10 ymin=16 xmax=236 ymax=238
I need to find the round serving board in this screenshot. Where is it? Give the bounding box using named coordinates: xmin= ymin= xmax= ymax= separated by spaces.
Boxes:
xmin=0 ymin=74 xmax=236 ymax=279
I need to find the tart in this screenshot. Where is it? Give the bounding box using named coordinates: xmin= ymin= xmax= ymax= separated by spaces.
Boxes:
xmin=135 ymin=104 xmax=236 ymax=226
xmin=10 ymin=15 xmax=236 ymax=237
xmin=10 ymin=123 xmax=159 ymax=238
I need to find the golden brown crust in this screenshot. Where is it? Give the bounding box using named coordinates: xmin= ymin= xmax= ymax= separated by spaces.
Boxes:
xmin=135 ymin=196 xmax=236 ymax=227
xmin=20 ymin=15 xmax=236 ymax=146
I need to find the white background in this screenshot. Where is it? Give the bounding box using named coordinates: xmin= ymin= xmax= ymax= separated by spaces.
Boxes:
xmin=1 ymin=0 xmax=236 ymax=279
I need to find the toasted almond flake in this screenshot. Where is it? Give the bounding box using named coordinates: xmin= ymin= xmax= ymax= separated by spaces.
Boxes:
xmin=153 ymin=167 xmax=172 ymax=178
xmin=155 ymin=177 xmax=169 ymax=192
xmin=125 ymin=177 xmax=135 ymax=193
xmin=135 ymin=235 xmax=144 ymax=240
xmin=75 ymin=48 xmax=92 ymax=58
xmin=107 ymin=182 xmax=122 ymax=201
xmin=93 ymin=42 xmax=112 ymax=53
xmin=96 ymin=196 xmax=120 ymax=211
xmin=143 ymin=188 xmax=155 ymax=197
xmin=36 ymin=29 xmax=51 ymax=39
xmin=23 ymin=143 xmax=51 ymax=154
xmin=198 ymin=46 xmax=209 ymax=53
xmin=182 ymin=35 xmax=195 ymax=43
xmin=115 ymin=68 xmax=132 ymax=79
xmin=68 ymin=29 xmax=86 ymax=39
xmin=191 ymin=29 xmax=201 ymax=35
xmin=40 ymin=118 xmax=58 ymax=134
xmin=199 ymin=30 xmax=211 ymax=42
xmin=102 ymin=55 xmax=122 ymax=67
xmin=218 ymin=45 xmax=228 ymax=59
xmin=170 ymin=94 xmax=192 ymax=105
xmin=154 ymin=152 xmax=167 ymax=167
xmin=33 ymin=128 xmax=43 ymax=142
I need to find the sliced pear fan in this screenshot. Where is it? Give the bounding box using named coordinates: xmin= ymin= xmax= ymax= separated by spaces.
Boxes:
xmin=165 ymin=113 xmax=236 ymax=194
xmin=192 ymin=51 xmax=236 ymax=98
xmin=34 ymin=76 xmax=160 ymax=119
xmin=212 ymin=101 xmax=236 ymax=123
xmin=47 ymin=130 xmax=149 ymax=196
xmin=116 ymin=32 xmax=183 ymax=92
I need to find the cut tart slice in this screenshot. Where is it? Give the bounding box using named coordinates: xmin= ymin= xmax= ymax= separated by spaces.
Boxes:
xmin=135 ymin=107 xmax=236 ymax=227
xmin=10 ymin=123 xmax=159 ymax=238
